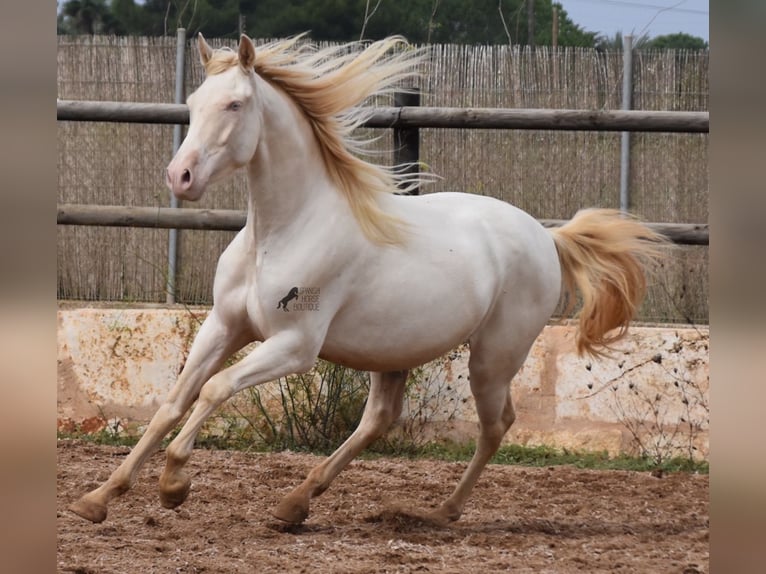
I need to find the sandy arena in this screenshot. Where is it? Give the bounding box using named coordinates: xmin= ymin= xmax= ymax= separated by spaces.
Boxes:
xmin=57 ymin=440 xmax=708 ymax=573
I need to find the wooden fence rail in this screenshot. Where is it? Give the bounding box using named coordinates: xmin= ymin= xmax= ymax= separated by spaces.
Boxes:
xmin=57 ymin=204 xmax=709 ymax=245
xmin=56 ymin=99 xmax=709 ymax=133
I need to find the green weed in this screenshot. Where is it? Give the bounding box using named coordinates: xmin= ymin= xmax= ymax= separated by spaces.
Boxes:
xmin=57 ymin=431 xmax=707 ymax=474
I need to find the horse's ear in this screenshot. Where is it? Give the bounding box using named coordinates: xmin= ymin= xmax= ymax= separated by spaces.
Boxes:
xmin=198 ymin=33 xmax=213 ymax=70
xmin=238 ymin=34 xmax=256 ymax=71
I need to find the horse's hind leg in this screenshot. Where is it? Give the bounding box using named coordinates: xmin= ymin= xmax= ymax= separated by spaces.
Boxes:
xmin=272 ymin=369 xmax=408 ymax=524
xmin=430 ymin=340 xmax=528 ymax=524
xmin=69 ymin=312 xmax=248 ymax=523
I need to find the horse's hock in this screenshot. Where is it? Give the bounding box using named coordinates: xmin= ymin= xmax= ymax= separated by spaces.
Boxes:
xmin=57 ymin=304 xmax=709 ymax=460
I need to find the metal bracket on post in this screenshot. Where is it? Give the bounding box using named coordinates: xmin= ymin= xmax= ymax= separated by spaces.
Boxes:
xmin=393 ymin=90 xmax=421 ymax=195
xmin=166 ymin=27 xmax=186 ymax=305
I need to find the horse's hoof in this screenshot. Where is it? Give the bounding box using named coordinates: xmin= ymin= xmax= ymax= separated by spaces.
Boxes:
xmin=159 ymin=474 xmax=191 ymax=509
xmin=272 ymin=496 xmax=309 ymax=524
xmin=69 ymin=495 xmax=108 ymax=523
xmin=428 ymin=504 xmax=462 ymax=524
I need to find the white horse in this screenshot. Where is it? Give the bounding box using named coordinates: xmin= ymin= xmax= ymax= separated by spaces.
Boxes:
xmin=71 ymin=34 xmax=664 ymax=525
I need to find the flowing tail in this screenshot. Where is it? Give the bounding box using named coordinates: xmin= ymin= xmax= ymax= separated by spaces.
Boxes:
xmin=550 ymin=209 xmax=667 ymax=357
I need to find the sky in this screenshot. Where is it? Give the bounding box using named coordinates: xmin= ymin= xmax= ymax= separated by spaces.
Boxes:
xmin=556 ymin=0 xmax=709 ymax=42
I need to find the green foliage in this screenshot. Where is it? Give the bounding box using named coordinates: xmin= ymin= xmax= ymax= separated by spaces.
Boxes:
xmin=595 ymin=31 xmax=708 ymax=52
xmin=249 ymin=0 xmax=598 ymax=45
xmin=58 ymin=0 xmax=123 ymax=34
xmin=110 ymin=0 xmax=141 ymax=34
xmin=134 ymin=0 xmax=241 ymax=37
xmin=57 ymin=0 xmax=599 ymax=46
xmin=243 ymin=360 xmax=370 ymax=453
xmin=365 ymin=440 xmax=707 ymax=473
xmin=229 ymin=357 xmax=463 ymax=455
xmin=58 ymin=430 xmax=707 ymax=474
xmin=595 ymin=31 xmax=652 ymax=52
xmin=490 ymin=443 xmax=707 ymax=473
xmin=646 ymin=33 xmax=709 ymax=51
xmin=535 ymin=1 xmax=599 ymax=47
xmin=58 ymin=426 xmax=137 ymax=447
xmin=371 ymin=360 xmax=463 ymax=456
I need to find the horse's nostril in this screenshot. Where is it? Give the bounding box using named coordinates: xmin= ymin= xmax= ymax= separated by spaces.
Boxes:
xmin=181 ymin=169 xmax=192 ymax=184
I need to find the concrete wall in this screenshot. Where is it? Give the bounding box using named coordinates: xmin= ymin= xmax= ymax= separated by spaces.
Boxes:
xmin=57 ymin=306 xmax=709 ymax=460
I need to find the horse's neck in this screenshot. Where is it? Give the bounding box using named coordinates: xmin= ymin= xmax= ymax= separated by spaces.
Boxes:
xmin=245 ymin=78 xmax=342 ymax=243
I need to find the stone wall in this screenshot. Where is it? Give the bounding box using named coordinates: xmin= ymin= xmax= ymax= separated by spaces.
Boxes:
xmin=57 ymin=306 xmax=709 ymax=460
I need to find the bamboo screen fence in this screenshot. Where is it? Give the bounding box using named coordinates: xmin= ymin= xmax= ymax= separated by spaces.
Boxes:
xmin=57 ymin=36 xmax=708 ymax=323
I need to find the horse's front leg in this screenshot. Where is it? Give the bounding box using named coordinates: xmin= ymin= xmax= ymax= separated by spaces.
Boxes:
xmin=69 ymin=310 xmax=250 ymax=523
xmin=158 ymin=332 xmax=320 ymax=510
xmin=272 ymin=369 xmax=408 ymax=524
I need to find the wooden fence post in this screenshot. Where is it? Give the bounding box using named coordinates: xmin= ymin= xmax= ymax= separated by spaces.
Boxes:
xmin=393 ymin=90 xmax=421 ymax=195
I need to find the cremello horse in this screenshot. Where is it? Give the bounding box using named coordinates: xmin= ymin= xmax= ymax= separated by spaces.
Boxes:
xmin=71 ymin=34 xmax=664 ymax=525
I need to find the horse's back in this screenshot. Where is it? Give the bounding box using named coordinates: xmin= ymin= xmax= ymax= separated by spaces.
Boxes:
xmin=403 ymin=191 xmax=561 ymax=318
xmin=392 ymin=191 xmax=560 ymax=289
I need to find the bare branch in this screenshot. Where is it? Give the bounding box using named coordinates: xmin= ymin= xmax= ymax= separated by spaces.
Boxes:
xmin=636 ymin=0 xmax=689 ymax=40
xmin=498 ymin=0 xmax=512 ymax=45
xmin=360 ymin=0 xmax=384 ymax=41
xmin=166 ymin=0 xmax=198 ymax=36
xmin=164 ymin=1 xmax=171 ymax=36
xmin=427 ymin=0 xmax=441 ymax=44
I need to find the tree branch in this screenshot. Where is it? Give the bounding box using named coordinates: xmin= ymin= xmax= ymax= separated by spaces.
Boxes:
xmin=498 ymin=0 xmax=513 ymax=45
xmin=427 ymin=0 xmax=441 ymax=44
xmin=360 ymin=0 xmax=383 ymax=41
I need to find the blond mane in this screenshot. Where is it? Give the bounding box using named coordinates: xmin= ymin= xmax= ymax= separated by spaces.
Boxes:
xmin=204 ymin=36 xmax=427 ymax=245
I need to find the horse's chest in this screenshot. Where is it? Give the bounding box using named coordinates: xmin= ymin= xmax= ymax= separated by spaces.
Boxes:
xmin=241 ymin=264 xmax=326 ymax=334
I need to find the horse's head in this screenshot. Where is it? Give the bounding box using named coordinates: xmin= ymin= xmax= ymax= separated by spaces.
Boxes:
xmin=166 ymin=34 xmax=262 ymax=201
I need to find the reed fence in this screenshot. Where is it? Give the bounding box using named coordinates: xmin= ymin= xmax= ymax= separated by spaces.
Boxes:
xmin=57 ymin=36 xmax=708 ymax=323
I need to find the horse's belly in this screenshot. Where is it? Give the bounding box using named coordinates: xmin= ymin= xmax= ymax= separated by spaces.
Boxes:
xmin=319 ymin=272 xmax=491 ymax=371
xmin=318 ymin=324 xmax=468 ymax=372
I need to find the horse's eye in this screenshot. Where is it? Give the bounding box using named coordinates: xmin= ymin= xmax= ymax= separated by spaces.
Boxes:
xmin=226 ymin=101 xmax=242 ymax=111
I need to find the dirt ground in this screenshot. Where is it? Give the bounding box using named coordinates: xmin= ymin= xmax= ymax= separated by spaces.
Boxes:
xmin=57 ymin=440 xmax=708 ymax=573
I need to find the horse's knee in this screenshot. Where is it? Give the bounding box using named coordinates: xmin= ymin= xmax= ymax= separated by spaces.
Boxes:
xmin=378 ymin=399 xmax=403 ymax=425
xmin=477 ymin=406 xmax=515 ymax=450
xmin=359 ymin=403 xmax=400 ymax=439
xmin=197 ymin=374 xmax=232 ymax=406
xmin=388 ymin=392 xmax=406 ymax=422
xmin=154 ymin=401 xmax=187 ymax=427
xmin=478 ymin=425 xmax=506 ymax=451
